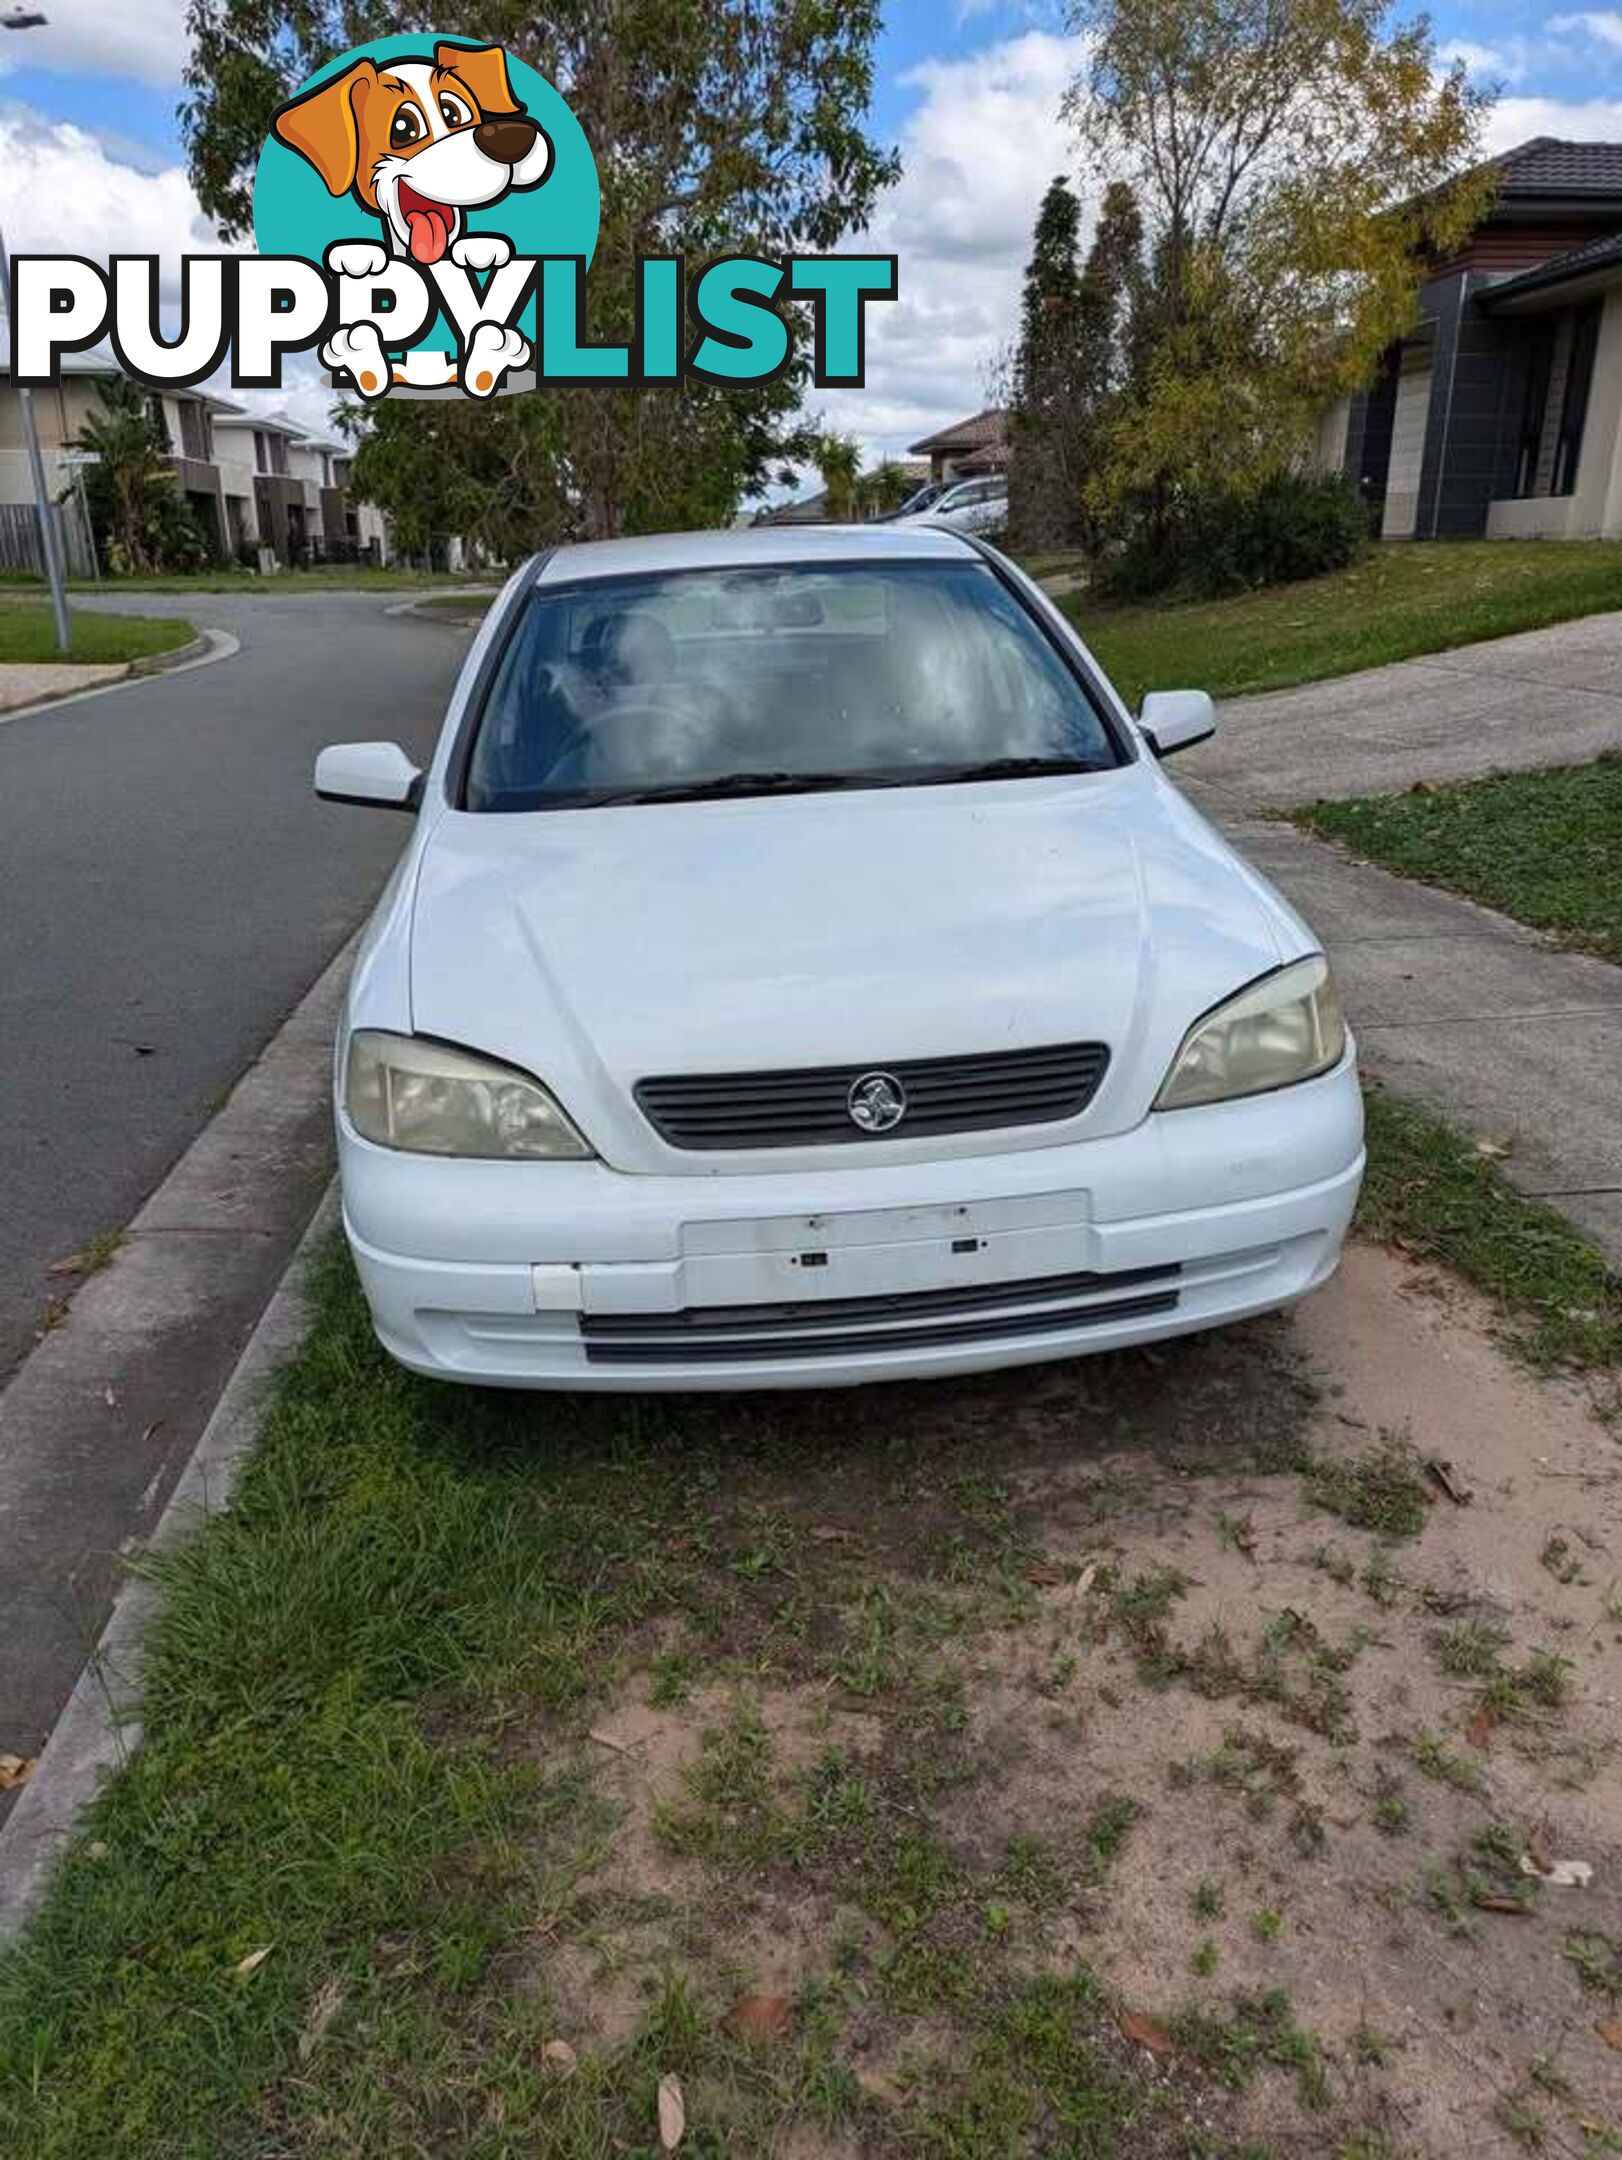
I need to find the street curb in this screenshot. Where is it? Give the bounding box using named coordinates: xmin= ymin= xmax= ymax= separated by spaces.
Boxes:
xmin=0 ymin=1186 xmax=338 ymax=1946
xmin=0 ymin=627 xmax=241 ymax=726
xmin=387 ymin=587 xmax=498 ymax=626
xmin=129 ymin=629 xmax=213 ymax=675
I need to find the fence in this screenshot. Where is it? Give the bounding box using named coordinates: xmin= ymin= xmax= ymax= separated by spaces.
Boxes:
xmin=0 ymin=496 xmax=96 ymax=580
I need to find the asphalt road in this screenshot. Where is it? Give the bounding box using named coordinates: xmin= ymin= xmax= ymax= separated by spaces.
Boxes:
xmin=0 ymin=591 xmax=469 ymax=1375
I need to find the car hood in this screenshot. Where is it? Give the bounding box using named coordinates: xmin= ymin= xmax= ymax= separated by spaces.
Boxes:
xmin=408 ymin=768 xmax=1298 ymax=1166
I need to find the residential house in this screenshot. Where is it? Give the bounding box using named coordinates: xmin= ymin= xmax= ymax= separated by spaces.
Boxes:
xmin=0 ymin=351 xmax=234 ymax=572
xmin=907 ymin=408 xmax=1008 ymax=486
xmin=1323 ymin=138 xmax=1622 ymax=540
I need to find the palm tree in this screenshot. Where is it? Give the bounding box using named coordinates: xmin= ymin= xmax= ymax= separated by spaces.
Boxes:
xmin=71 ymin=379 xmax=179 ymax=575
xmin=814 ymin=432 xmax=863 ymax=523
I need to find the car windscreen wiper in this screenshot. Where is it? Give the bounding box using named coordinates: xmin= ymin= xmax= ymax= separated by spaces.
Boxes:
xmin=584 ymin=770 xmax=890 ymax=805
xmin=920 ymin=755 xmax=1098 ymax=784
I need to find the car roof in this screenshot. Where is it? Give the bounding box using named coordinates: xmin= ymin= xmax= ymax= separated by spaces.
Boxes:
xmin=531 ymin=524 xmax=981 ymax=585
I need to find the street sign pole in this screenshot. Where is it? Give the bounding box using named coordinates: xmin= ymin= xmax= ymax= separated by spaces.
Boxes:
xmin=0 ymin=227 xmax=72 ymax=652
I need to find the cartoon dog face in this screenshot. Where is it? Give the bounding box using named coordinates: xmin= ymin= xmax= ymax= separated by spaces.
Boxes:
xmin=272 ymin=42 xmax=552 ymax=265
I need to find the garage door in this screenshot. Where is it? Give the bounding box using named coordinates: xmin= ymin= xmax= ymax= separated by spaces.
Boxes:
xmin=1382 ymin=357 xmax=1432 ymax=539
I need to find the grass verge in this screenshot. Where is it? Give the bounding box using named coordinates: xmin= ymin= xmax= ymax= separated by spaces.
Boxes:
xmin=1358 ymin=1083 xmax=1622 ymax=1375
xmin=0 ymin=1237 xmax=1368 ymax=2159
xmin=1062 ymin=540 xmax=1622 ymax=706
xmin=1296 ymin=755 xmax=1622 ymax=966
xmin=0 ymin=606 xmax=194 ymax=666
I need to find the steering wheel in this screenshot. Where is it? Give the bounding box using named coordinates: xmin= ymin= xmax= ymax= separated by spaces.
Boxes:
xmin=533 ymin=679 xmax=749 ymax=790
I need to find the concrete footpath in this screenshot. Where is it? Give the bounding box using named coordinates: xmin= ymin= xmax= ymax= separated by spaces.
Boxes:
xmin=1179 ymin=604 xmax=1622 ymax=1265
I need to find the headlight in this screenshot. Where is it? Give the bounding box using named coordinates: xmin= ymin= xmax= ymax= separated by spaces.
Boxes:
xmin=345 ymin=1031 xmax=593 ymax=1159
xmin=1155 ymin=956 xmax=1345 ymax=1111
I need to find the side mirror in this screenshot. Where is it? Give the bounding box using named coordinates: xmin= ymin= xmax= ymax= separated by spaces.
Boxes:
xmin=1139 ymin=689 xmax=1217 ymax=759
xmin=315 ymin=742 xmax=424 ymax=812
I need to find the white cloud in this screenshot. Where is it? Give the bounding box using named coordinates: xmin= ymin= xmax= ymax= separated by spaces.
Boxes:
xmin=0 ymin=0 xmax=189 ymax=89
xmin=817 ymin=29 xmax=1093 ymax=465
xmin=1484 ymin=91 xmax=1622 ymax=152
xmin=1438 ymin=37 xmax=1533 ymax=86
xmin=1547 ymin=11 xmax=1622 ymax=53
xmin=0 ymin=108 xmax=215 ymax=283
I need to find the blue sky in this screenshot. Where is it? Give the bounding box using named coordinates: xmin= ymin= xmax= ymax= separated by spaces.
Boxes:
xmin=2 ymin=0 xmax=1619 ymax=457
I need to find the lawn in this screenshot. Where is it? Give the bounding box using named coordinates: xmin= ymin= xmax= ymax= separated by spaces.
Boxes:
xmin=3 ymin=1093 xmax=1620 ymax=2157
xmin=0 ymin=606 xmax=194 ymax=666
xmin=1064 ymin=540 xmax=1622 ymax=707
xmin=1296 ymin=755 xmax=1622 ymax=967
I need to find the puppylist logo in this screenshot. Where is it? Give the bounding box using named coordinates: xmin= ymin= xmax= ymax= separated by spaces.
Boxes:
xmin=9 ymin=33 xmax=897 ymax=402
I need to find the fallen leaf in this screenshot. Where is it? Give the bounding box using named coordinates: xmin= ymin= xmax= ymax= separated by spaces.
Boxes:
xmin=1426 ymin=1458 xmax=1472 ymax=1506
xmin=1474 ymin=1137 xmax=1513 ymax=1161
xmin=0 ymin=1752 xmax=36 ymax=1791
xmin=140 ymin=1419 xmax=165 ymax=1447
xmin=1466 ymin=1700 xmax=1498 ymax=1750
xmin=232 ymin=1945 xmax=274 ymax=1981
xmin=1597 ymin=2018 xmax=1622 ymax=2051
xmin=657 ymin=2071 xmax=685 ymax=2150
xmin=541 ymin=2038 xmax=578 ymax=2075
xmin=588 ymin=1727 xmax=634 ymax=1754
xmin=46 ymin=1253 xmax=85 ymax=1277
xmin=1231 ymin=1514 xmax=1258 ymax=1555
xmin=1071 ymin=1558 xmax=1101 ymax=1600
xmin=297 ymin=1977 xmax=345 ymax=2061
xmin=808 ymin=1524 xmax=856 ymax=1545
xmin=725 ymin=1992 xmax=794 ymax=2044
xmin=101 ymin=1384 xmax=120 ymax=1410
xmin=1026 ymin=1560 xmax=1066 ymax=1586
xmin=1473 ymin=1893 xmax=1534 ymax=1914
xmin=1120 ymin=2010 xmax=1176 ymax=2056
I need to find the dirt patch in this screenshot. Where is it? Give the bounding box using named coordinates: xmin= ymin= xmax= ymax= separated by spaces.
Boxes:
xmin=513 ymin=1240 xmax=1622 ymax=2156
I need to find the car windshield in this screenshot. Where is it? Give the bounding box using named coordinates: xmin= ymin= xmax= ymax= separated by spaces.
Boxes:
xmin=463 ymin=559 xmax=1120 ymax=812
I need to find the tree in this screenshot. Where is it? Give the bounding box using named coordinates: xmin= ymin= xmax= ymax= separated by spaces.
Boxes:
xmin=1007 ymin=177 xmax=1145 ymax=548
xmin=183 ymin=1 xmax=897 ymax=541
xmin=71 ymin=379 xmax=205 ymax=576
xmin=1063 ymin=0 xmax=1492 ymax=562
xmin=1008 ymin=177 xmax=1085 ymax=548
xmin=814 ymin=432 xmax=863 ymax=521
xmin=856 ymin=459 xmax=912 ymax=517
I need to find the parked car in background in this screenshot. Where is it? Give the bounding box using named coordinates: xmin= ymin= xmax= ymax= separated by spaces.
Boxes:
xmin=316 ymin=525 xmax=1362 ymax=1392
xmin=881 ymin=479 xmax=950 ymax=520
xmin=897 ymin=472 xmax=1007 ymax=537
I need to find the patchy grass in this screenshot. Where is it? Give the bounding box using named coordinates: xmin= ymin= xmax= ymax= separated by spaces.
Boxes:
xmin=0 ymin=604 xmax=193 ymax=665
xmin=1061 ymin=539 xmax=1622 ymax=707
xmin=1296 ymin=755 xmax=1622 ymax=966
xmin=1305 ymin=1434 xmax=1430 ymax=1539
xmin=3 ymin=1226 xmax=1618 ymax=2158
xmin=1358 ymin=1085 xmax=1622 ymax=1378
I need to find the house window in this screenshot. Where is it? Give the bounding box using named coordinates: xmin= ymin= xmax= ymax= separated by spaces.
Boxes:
xmin=253 ymin=430 xmax=269 ymax=472
xmin=268 ymin=434 xmax=289 ymax=477
xmin=179 ymin=401 xmax=209 ymax=461
xmin=1552 ymin=302 xmax=1602 ymax=497
xmin=1512 ymin=326 xmax=1554 ymax=498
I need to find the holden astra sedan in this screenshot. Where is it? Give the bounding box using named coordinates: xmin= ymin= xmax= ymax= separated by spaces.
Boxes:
xmin=316 ymin=527 xmax=1362 ymax=1390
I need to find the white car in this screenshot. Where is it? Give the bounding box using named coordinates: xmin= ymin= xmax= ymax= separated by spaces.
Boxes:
xmin=895 ymin=473 xmax=1007 ymax=537
xmin=316 ymin=526 xmax=1362 ymax=1390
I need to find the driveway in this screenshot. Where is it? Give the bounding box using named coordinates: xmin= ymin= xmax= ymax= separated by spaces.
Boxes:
xmin=1180 ymin=606 xmax=1622 ymax=808
xmin=1173 ymin=606 xmax=1622 ymax=1266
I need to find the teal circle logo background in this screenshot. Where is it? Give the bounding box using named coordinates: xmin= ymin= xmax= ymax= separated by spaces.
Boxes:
xmin=250 ymin=34 xmax=599 ymax=357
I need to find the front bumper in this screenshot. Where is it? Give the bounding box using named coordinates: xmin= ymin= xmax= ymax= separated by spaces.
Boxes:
xmin=339 ymin=1055 xmax=1364 ymax=1390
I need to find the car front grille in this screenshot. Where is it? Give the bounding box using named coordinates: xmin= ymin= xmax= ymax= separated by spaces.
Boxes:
xmin=634 ymin=1041 xmax=1110 ymax=1151
xmin=579 ymin=1261 xmax=1178 ymax=1366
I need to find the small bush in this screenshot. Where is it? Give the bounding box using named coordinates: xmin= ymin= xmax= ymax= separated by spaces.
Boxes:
xmin=1095 ymin=469 xmax=1369 ymax=600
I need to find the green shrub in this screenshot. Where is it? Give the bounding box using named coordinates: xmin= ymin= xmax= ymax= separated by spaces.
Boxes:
xmin=1096 ymin=469 xmax=1369 ymax=600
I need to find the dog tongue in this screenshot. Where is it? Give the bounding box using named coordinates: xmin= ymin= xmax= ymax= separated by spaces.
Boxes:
xmin=406 ymin=204 xmax=451 ymax=265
